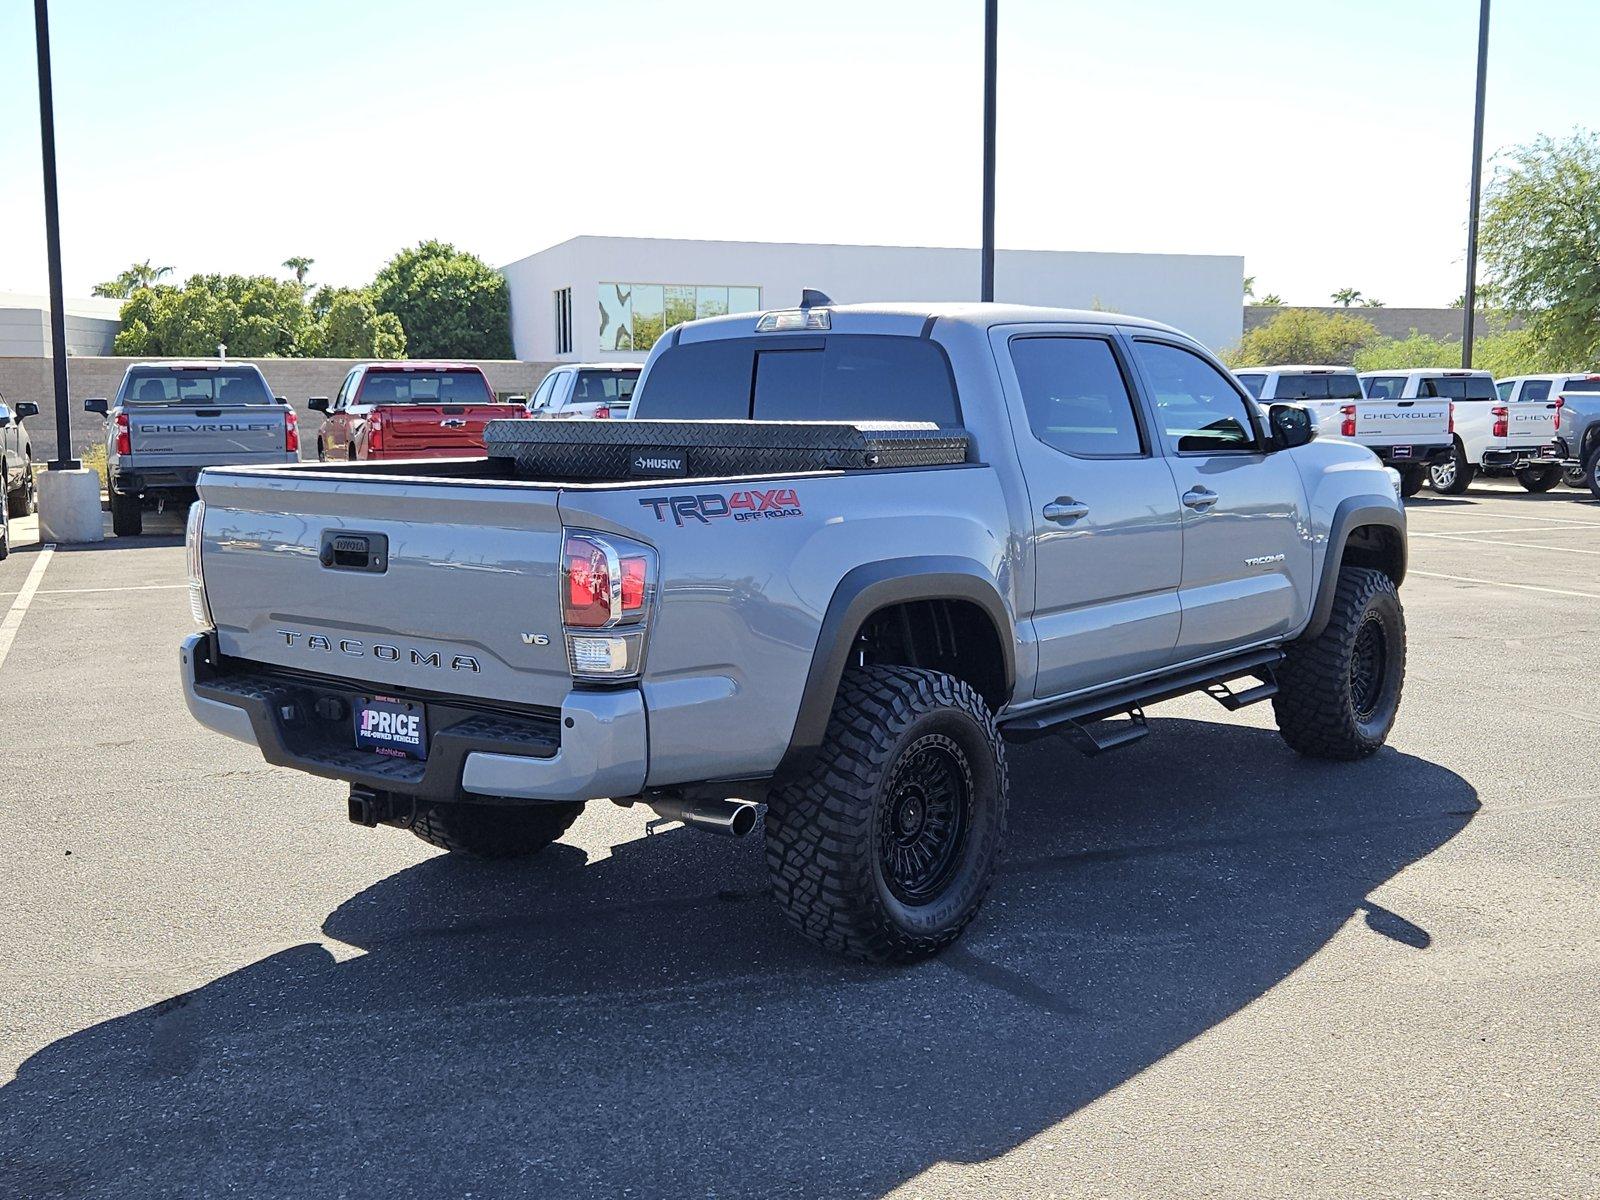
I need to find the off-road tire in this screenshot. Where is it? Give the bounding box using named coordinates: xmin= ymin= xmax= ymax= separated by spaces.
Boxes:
xmin=764 ymin=665 xmax=1009 ymax=964
xmin=1398 ymin=466 xmax=1426 ymax=498
xmin=110 ymin=491 xmax=142 ymax=537
xmin=407 ymin=800 xmax=583 ymax=859
xmin=1515 ymin=465 xmax=1561 ymax=493
xmin=1273 ymin=566 xmax=1406 ymax=760
xmin=1429 ymin=442 xmax=1476 ymax=495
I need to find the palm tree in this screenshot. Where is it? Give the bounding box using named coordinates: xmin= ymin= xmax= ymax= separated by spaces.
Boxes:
xmin=1257 ymin=293 xmax=1284 ymax=307
xmin=91 ymin=260 xmax=172 ymax=298
xmin=283 ymin=256 xmax=315 ymax=286
xmin=1330 ymin=287 xmax=1363 ymax=307
xmin=1243 ymin=274 xmax=1256 ymax=300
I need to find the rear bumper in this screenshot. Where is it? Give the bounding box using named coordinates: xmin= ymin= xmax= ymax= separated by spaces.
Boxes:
xmin=1483 ymin=445 xmax=1561 ymax=469
xmin=113 ymin=466 xmax=202 ymax=495
xmin=1373 ymin=444 xmax=1452 ymax=468
xmin=179 ymin=633 xmax=646 ymax=804
xmin=366 ymin=445 xmax=489 ymax=461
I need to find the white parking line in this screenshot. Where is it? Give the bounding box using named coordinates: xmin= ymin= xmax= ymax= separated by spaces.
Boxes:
xmin=1411 ymin=523 xmax=1600 ymax=536
xmin=0 ymin=544 xmax=55 ymax=672
xmin=1410 ymin=569 xmax=1600 ymax=601
xmin=0 ymin=582 xmax=187 ymax=599
xmin=1412 ymin=532 xmax=1600 ymax=557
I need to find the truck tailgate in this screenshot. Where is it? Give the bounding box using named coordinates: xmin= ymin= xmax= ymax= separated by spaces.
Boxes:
xmin=196 ymin=470 xmax=571 ymax=708
xmin=1504 ymin=400 xmax=1559 ymax=444
xmin=1351 ymin=400 xmax=1451 ymax=445
xmin=378 ymin=403 xmax=525 ymax=455
xmin=128 ymin=405 xmax=290 ymax=460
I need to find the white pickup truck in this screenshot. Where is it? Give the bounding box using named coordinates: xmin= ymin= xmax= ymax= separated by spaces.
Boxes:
xmin=1360 ymin=368 xmax=1561 ymax=495
xmin=1234 ymin=365 xmax=1450 ymax=497
xmin=1497 ymin=373 xmax=1600 ymax=489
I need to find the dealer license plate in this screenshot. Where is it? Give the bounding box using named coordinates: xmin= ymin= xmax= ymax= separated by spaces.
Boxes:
xmin=355 ymin=695 xmax=427 ymax=760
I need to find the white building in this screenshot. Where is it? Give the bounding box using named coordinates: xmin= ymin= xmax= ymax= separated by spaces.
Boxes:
xmin=501 ymin=235 xmax=1243 ymax=363
xmin=0 ymin=292 xmax=123 ymax=357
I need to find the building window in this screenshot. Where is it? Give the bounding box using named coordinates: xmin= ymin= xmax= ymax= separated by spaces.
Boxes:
xmin=554 ymin=287 xmax=573 ymax=355
xmin=598 ymin=282 xmax=761 ymax=354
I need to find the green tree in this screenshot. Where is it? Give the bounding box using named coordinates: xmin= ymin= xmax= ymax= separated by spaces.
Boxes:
xmin=1257 ymin=292 xmax=1284 ymax=307
xmin=304 ymin=287 xmax=406 ymax=358
xmin=1351 ymin=331 xmax=1459 ymax=372
xmin=282 ymin=256 xmax=315 ymax=286
xmin=111 ymin=274 xmax=311 ymax=357
xmin=1224 ymin=308 xmax=1379 ymax=367
xmin=1330 ymin=287 xmax=1363 ymax=307
xmin=1480 ymin=129 xmax=1600 ymax=367
xmin=92 ymin=259 xmax=172 ymax=298
xmin=1349 ymin=327 xmax=1557 ymax=376
xmin=371 ymin=240 xmax=512 ymax=359
xmin=1360 ymin=298 xmax=1386 ymax=308
xmin=1243 ymin=274 xmax=1256 ymax=300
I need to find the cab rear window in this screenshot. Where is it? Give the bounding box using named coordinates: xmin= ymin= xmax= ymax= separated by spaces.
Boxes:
xmin=1272 ymin=373 xmax=1363 ymax=401
xmin=634 ymin=335 xmax=961 ymax=426
xmin=358 ymin=370 xmax=492 ymax=405
xmin=120 ymin=368 xmax=273 ymax=405
xmin=1418 ymin=376 xmax=1496 ymax=401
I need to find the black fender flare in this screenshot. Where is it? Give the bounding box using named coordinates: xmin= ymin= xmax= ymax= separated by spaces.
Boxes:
xmin=775 ymin=556 xmax=1016 ymax=778
xmin=1301 ymin=494 xmax=1408 ymax=641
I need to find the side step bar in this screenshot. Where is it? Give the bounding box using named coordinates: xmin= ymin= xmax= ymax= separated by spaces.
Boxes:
xmin=999 ymin=647 xmax=1284 ymax=752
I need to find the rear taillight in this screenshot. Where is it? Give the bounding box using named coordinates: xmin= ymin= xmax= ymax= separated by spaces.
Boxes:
xmin=1491 ymin=405 xmax=1508 ymax=438
xmin=1339 ymin=404 xmax=1356 ymax=438
xmin=593 ymin=405 xmax=611 ymax=420
xmin=284 ymin=409 xmax=299 ymax=454
xmin=184 ymin=500 xmax=213 ymax=628
xmin=1448 ymin=402 xmax=1455 ymax=435
xmin=1555 ymin=396 xmax=1565 ymax=430
xmin=366 ymin=411 xmax=384 ymax=453
xmin=561 ymin=529 xmax=656 ymax=679
xmin=114 ymin=410 xmax=131 ymax=456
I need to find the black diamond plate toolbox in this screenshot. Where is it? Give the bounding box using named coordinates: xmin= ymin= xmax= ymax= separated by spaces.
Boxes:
xmin=483 ymin=419 xmax=969 ymax=481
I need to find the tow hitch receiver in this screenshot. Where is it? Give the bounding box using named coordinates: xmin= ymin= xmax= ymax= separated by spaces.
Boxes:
xmin=348 ymin=786 xmax=399 ymax=828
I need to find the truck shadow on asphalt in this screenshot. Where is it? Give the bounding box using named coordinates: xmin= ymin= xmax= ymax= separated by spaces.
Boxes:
xmin=1 ymin=719 xmax=1477 ymax=1199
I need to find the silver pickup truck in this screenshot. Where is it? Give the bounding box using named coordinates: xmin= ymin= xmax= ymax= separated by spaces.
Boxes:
xmin=85 ymin=361 xmax=299 ymax=536
xmin=180 ymin=301 xmax=1410 ymax=963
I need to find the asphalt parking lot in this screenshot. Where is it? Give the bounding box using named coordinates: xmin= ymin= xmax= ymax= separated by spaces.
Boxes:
xmin=1 ymin=481 xmax=1596 ymax=1200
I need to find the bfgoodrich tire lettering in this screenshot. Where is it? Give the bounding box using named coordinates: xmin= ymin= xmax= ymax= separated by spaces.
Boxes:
xmin=408 ymin=800 xmax=582 ymax=859
xmin=764 ymin=665 xmax=1009 ymax=963
xmin=1273 ymin=566 xmax=1406 ymax=760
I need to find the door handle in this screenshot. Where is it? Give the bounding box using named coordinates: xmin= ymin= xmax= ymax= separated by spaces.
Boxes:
xmin=1182 ymin=486 xmax=1219 ymax=511
xmin=1043 ymin=499 xmax=1090 ymax=524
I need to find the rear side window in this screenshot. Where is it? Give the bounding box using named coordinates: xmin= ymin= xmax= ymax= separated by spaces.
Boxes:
xmin=1234 ymin=373 xmax=1266 ymax=399
xmin=1562 ymin=377 xmax=1600 ymax=393
xmin=1272 ymin=373 xmax=1363 ymax=401
xmin=1519 ymin=380 xmax=1552 ymax=402
xmin=358 ymin=370 xmax=492 ymax=405
xmin=1418 ymin=375 xmax=1496 ymax=401
xmin=634 ymin=335 xmax=960 ymax=426
xmin=573 ymin=370 xmax=638 ymax=407
xmin=1133 ymin=340 xmax=1257 ymax=453
xmin=1009 ymin=336 xmax=1143 ymax=457
xmin=1364 ymin=376 xmax=1407 ymax=400
xmin=121 ymin=368 xmax=273 ymax=405
xmin=1496 ymin=380 xmax=1514 ymax=402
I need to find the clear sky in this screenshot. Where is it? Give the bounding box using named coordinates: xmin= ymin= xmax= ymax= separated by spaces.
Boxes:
xmin=1 ymin=0 xmax=1594 ymax=310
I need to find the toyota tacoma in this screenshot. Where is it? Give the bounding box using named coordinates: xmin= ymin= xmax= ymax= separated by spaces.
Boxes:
xmin=180 ymin=301 xmax=1410 ymax=963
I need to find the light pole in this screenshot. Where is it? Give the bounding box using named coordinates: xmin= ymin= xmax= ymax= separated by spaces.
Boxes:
xmin=33 ymin=0 xmax=78 ymax=471
xmin=980 ymin=0 xmax=997 ymax=302
xmin=1461 ymin=0 xmax=1490 ymax=367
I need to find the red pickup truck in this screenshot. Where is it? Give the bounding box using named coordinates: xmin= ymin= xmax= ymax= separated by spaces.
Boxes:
xmin=309 ymin=363 xmax=523 ymax=461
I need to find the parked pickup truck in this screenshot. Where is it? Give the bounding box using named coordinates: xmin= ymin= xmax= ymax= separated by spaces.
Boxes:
xmin=1234 ymin=365 xmax=1450 ymax=496
xmin=85 ymin=362 xmax=299 ymax=537
xmin=0 ymin=393 xmax=41 ymax=559
xmin=1360 ymin=368 xmax=1560 ymax=494
xmin=309 ymin=362 xmax=522 ymax=461
xmin=181 ymin=301 xmax=1410 ymax=963
xmin=526 ymin=364 xmax=641 ymax=419
xmin=1497 ymin=373 xmax=1600 ymax=491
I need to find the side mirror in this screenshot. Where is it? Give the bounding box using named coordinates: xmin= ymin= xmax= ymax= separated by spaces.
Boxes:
xmin=274 ymin=395 xmax=289 ymax=405
xmin=308 ymin=396 xmax=330 ymax=412
xmin=1268 ymin=403 xmax=1315 ymax=450
xmin=84 ymin=397 xmax=109 ymax=417
xmin=14 ymin=402 xmax=39 ymax=421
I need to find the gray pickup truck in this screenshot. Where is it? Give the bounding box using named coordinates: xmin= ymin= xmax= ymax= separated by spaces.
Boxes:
xmin=0 ymin=393 xmax=41 ymax=559
xmin=85 ymin=361 xmax=299 ymax=536
xmin=180 ymin=301 xmax=1409 ymax=963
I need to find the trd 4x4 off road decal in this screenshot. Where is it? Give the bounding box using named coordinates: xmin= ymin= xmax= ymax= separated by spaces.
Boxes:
xmin=639 ymin=488 xmax=803 ymax=527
